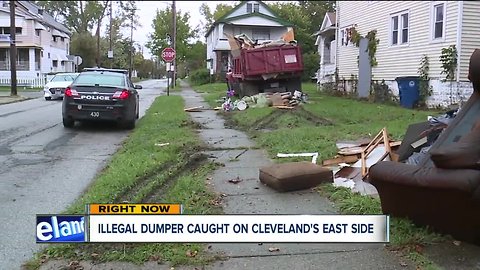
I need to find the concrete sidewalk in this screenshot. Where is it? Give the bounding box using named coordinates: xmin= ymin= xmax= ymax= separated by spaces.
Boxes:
xmin=179 ymin=82 xmax=413 ymax=270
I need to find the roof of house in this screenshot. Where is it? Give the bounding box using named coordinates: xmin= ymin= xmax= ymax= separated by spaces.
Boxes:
xmin=205 ymin=0 xmax=293 ymax=38
xmin=327 ymin=12 xmax=336 ymax=25
xmin=18 ymin=1 xmax=71 ymax=36
xmin=312 ymin=12 xmax=336 ymax=36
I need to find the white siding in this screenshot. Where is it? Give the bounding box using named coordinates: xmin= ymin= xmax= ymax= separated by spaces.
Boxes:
xmin=224 ymin=24 xmax=287 ymax=42
xmin=459 ymin=1 xmax=480 ymax=81
xmin=337 ymin=1 xmax=458 ymax=81
xmin=226 ymin=1 xmax=275 ymax=19
xmin=228 ymin=16 xmax=283 ymax=27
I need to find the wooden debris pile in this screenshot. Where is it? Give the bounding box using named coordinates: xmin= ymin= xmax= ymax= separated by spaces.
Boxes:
xmin=320 ymin=128 xmax=402 ymax=196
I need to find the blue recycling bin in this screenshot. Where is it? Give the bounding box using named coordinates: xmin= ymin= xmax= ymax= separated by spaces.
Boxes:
xmin=395 ymin=76 xmax=420 ymax=109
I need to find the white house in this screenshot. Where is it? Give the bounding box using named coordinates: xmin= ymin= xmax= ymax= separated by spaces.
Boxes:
xmin=315 ymin=1 xmax=480 ymax=108
xmin=314 ymin=12 xmax=336 ymax=84
xmin=0 ymin=1 xmax=73 ymax=87
xmin=205 ymin=0 xmax=293 ymax=76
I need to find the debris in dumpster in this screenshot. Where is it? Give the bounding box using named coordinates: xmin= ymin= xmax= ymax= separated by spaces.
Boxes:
xmin=276 ymin=152 xmax=319 ymax=164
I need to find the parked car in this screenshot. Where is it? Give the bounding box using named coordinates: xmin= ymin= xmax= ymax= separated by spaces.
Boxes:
xmin=62 ymin=68 xmax=141 ymax=129
xmin=43 ymin=73 xmax=79 ymax=100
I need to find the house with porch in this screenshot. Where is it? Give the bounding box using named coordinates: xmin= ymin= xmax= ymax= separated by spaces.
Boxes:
xmin=205 ymin=0 xmax=293 ymax=78
xmin=314 ymin=12 xmax=336 ymax=84
xmin=0 ymin=1 xmax=73 ymax=87
xmin=315 ymin=1 xmax=480 ymax=108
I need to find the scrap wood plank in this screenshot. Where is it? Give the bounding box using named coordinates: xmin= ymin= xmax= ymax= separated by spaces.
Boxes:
xmin=322 ymin=155 xmax=359 ymax=166
xmin=361 ymin=127 xmax=391 ymax=178
xmin=273 ymin=105 xmax=295 ymax=109
xmin=338 ymin=141 xmax=401 ymax=156
xmin=184 ymin=106 xmax=204 ymax=112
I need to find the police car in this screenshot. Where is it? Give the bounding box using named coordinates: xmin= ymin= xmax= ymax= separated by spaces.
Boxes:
xmin=61 ymin=68 xmax=141 ymax=129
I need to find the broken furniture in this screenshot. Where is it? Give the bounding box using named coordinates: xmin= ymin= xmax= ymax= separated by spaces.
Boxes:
xmin=369 ymin=49 xmax=480 ymax=244
xmin=259 ymin=162 xmax=333 ymax=192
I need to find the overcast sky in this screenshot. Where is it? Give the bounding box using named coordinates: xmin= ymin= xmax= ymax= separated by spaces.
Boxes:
xmin=114 ymin=1 xmax=238 ymax=59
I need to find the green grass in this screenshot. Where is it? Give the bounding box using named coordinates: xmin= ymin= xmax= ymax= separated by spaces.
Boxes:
xmin=0 ymin=85 xmax=43 ymax=92
xmin=191 ymin=82 xmax=446 ymax=269
xmin=25 ymin=95 xmax=222 ymax=269
xmin=191 ymin=82 xmax=228 ymax=108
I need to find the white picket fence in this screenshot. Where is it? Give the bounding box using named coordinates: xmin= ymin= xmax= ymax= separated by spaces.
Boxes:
xmin=0 ymin=77 xmax=47 ymax=88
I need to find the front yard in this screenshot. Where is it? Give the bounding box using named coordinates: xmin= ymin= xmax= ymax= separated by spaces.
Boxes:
xmin=192 ymin=82 xmax=448 ymax=270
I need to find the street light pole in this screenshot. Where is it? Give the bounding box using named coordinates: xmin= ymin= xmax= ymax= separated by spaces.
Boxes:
xmin=9 ymin=0 xmax=17 ymax=96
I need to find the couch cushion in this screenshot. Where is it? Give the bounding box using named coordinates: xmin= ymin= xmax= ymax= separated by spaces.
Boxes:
xmin=259 ymin=162 xmax=333 ymax=192
xmin=430 ymin=119 xmax=480 ymax=169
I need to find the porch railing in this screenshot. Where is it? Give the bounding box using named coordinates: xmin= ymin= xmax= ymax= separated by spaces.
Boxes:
xmin=0 ymin=61 xmax=37 ymax=71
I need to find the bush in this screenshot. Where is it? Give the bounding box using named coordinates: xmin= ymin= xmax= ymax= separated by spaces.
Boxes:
xmin=189 ymin=69 xmax=211 ymax=86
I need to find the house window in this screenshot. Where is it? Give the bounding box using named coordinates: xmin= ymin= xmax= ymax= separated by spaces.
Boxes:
xmin=52 ymin=36 xmax=57 ymax=42
xmin=61 ymin=37 xmax=65 ymax=42
xmin=52 ymin=60 xmax=57 ymax=67
xmin=432 ymin=3 xmax=445 ymax=40
xmin=340 ymin=26 xmax=355 ymax=47
xmin=246 ymin=3 xmax=259 ymax=13
xmin=252 ymin=29 xmax=270 ymax=41
xmin=391 ymin=11 xmax=409 ymax=45
xmin=35 ymin=29 xmax=41 ymax=36
xmin=48 ymin=52 xmax=50 ymax=58
xmin=0 ymin=27 xmax=20 ymax=34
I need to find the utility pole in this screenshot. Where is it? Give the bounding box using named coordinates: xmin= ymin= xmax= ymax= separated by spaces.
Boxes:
xmin=172 ymin=0 xmax=176 ymax=87
xmin=129 ymin=7 xmax=134 ymax=80
xmin=9 ymin=0 xmax=17 ymax=96
xmin=109 ymin=0 xmax=113 ymax=68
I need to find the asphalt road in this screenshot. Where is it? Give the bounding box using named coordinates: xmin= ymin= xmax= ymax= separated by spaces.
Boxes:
xmin=0 ymin=79 xmax=167 ymax=269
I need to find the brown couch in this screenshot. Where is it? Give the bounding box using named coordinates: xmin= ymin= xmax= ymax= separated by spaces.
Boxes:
xmin=369 ymin=49 xmax=480 ymax=244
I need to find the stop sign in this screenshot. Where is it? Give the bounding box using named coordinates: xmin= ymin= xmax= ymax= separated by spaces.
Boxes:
xmin=161 ymin=47 xmax=176 ymax=62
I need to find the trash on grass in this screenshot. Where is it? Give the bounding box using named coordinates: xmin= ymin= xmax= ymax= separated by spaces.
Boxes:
xmin=277 ymin=152 xmax=319 ymax=164
xmin=155 ymin=143 xmax=170 ymax=147
xmin=228 ymin=177 xmax=242 ymax=184
xmin=184 ymin=106 xmax=204 ymax=112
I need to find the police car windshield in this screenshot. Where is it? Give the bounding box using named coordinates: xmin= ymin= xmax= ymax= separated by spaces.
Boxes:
xmin=73 ymin=73 xmax=125 ymax=88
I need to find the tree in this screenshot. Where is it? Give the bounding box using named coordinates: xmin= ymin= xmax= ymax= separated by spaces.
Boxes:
xmin=36 ymin=1 xmax=138 ymax=67
xmin=146 ymin=7 xmax=199 ymax=63
xmin=199 ymin=3 xmax=236 ymax=36
xmin=185 ymin=41 xmax=206 ymax=72
xmin=36 ymin=1 xmax=107 ymax=34
xmin=298 ymin=1 xmax=335 ymax=36
xmin=70 ymin=32 xmax=97 ymax=69
xmin=267 ymin=1 xmax=334 ymax=81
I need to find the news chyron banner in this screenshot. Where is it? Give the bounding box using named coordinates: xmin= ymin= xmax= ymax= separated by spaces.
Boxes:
xmin=37 ymin=204 xmax=390 ymax=243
